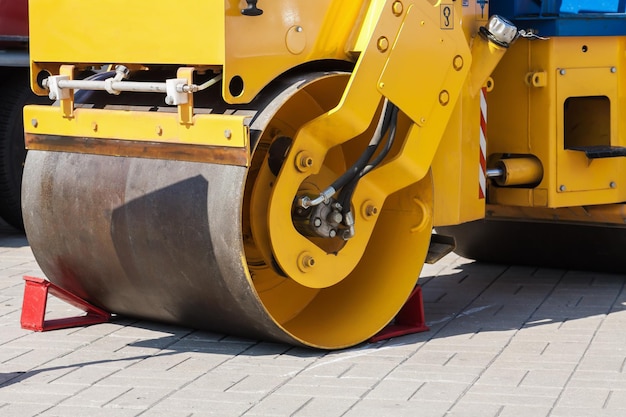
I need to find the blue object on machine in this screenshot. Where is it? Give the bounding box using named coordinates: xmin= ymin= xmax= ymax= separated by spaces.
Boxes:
xmin=489 ymin=0 xmax=626 ymax=36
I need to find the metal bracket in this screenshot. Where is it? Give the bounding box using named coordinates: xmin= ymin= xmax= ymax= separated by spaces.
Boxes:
xmin=47 ymin=75 xmax=70 ymax=101
xmin=165 ymin=78 xmax=189 ymax=106
xmin=59 ymin=65 xmax=76 ymax=118
xmin=176 ymin=67 xmax=195 ymax=125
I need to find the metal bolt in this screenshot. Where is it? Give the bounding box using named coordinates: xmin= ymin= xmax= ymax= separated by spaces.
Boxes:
xmin=313 ymin=218 xmax=322 ymax=228
xmin=439 ymin=90 xmax=450 ymax=106
xmin=559 ymin=69 xmax=567 ymax=76
xmin=611 ymin=67 xmax=617 ymax=74
xmin=559 ymin=185 xmax=566 ymax=192
xmin=31 ymin=119 xmax=38 ymax=128
xmin=377 ymin=36 xmax=389 ymax=53
xmin=453 ymin=55 xmax=464 ymax=71
xmin=296 ymin=152 xmax=314 ymax=172
xmin=392 ymin=1 xmax=403 ymax=16
xmin=224 ymin=129 xmax=232 ymax=139
xmin=327 ymin=212 xmax=343 ymax=224
xmin=610 ymin=181 xmax=617 ymax=189
xmin=366 ymin=205 xmax=379 ymax=217
xmin=329 ymin=229 xmax=337 ymax=238
xmin=301 ymin=254 xmax=315 ymax=269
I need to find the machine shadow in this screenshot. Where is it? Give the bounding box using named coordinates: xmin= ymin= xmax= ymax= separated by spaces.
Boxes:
xmin=123 ymin=260 xmax=626 ymax=354
xmin=0 ymin=219 xmax=27 ymax=248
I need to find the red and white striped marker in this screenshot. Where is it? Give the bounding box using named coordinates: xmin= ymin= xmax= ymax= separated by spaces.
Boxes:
xmin=479 ymin=87 xmax=487 ymax=199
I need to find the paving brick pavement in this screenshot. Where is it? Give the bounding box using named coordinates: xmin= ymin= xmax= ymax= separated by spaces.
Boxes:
xmin=2 ymin=218 xmax=626 ymax=416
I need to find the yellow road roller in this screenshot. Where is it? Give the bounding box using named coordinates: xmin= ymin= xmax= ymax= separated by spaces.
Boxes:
xmin=21 ymin=0 xmax=626 ymax=349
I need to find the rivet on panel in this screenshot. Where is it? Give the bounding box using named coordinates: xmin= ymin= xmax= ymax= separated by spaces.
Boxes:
xmin=485 ymin=77 xmax=495 ymax=92
xmin=392 ymin=1 xmax=403 ymax=16
xmin=453 ymin=55 xmax=464 ymax=71
xmin=224 ymin=129 xmax=232 ymax=139
xmin=296 ymin=151 xmax=314 ymax=172
xmin=610 ymin=181 xmax=617 ymax=189
xmin=298 ymin=252 xmax=316 ymax=272
xmin=365 ymin=205 xmax=378 ymax=217
xmin=31 ymin=119 xmax=38 ymax=128
xmin=559 ymin=69 xmax=567 ymax=76
xmin=439 ymin=90 xmax=450 ymax=106
xmin=377 ymin=36 xmax=389 ymax=52
xmin=559 ymin=185 xmax=566 ymax=192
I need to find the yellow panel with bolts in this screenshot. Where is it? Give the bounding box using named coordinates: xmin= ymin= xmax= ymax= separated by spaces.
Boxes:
xmin=23 ymin=105 xmax=249 ymax=148
xmin=29 ymin=0 xmax=368 ymax=104
xmin=378 ymin=2 xmax=471 ymax=127
xmin=555 ymin=67 xmax=620 ymax=195
xmin=222 ymin=1 xmax=367 ymax=103
xmin=487 ymin=36 xmax=626 ymax=209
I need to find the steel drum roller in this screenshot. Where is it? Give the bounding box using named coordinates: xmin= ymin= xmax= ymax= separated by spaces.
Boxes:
xmin=22 ymin=73 xmax=433 ymax=349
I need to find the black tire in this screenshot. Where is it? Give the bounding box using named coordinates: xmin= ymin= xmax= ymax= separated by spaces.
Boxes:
xmin=0 ymin=69 xmax=49 ymax=230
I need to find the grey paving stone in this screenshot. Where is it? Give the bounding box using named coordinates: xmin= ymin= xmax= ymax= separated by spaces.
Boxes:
xmin=555 ymin=387 xmax=612 ymax=409
xmin=244 ymin=394 xmax=312 ymax=416
xmin=276 ymin=375 xmax=373 ymax=398
xmin=40 ymin=405 xmax=149 ymax=417
xmin=365 ymin=379 xmax=427 ymax=401
xmin=58 ymin=385 xmax=132 ymax=407
xmin=551 ymin=408 xmax=626 ymax=417
xmin=446 ymin=401 xmax=504 ymax=417
xmin=0 ymin=402 xmax=53 ymax=417
xmin=292 ymin=397 xmax=357 ymax=417
xmin=342 ymin=399 xmax=451 ymax=417
xmin=103 ymin=386 xmax=175 ymax=410
xmin=498 ymin=405 xmax=552 ymax=417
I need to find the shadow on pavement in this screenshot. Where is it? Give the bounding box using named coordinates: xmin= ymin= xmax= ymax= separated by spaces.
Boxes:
xmin=3 ymin=256 xmax=625 ymax=388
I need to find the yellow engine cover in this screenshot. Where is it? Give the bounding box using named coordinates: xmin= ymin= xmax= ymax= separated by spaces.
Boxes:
xmin=487 ymin=36 xmax=626 ymax=209
xmin=29 ymin=0 xmax=368 ymax=103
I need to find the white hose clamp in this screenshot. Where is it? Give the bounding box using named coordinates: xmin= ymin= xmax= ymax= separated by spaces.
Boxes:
xmin=165 ymin=78 xmax=189 ymax=105
xmin=47 ymin=75 xmax=70 ymax=101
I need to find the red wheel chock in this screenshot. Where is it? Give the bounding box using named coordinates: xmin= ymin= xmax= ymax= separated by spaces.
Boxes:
xmin=370 ymin=285 xmax=429 ymax=343
xmin=20 ymin=276 xmax=111 ymax=331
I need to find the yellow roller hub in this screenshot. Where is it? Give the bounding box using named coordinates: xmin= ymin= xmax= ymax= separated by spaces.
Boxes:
xmin=23 ymin=72 xmax=433 ymax=349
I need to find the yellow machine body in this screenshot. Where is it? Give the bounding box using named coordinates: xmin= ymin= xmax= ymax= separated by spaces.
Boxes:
xmin=21 ymin=0 xmax=626 ymax=348
xmin=488 ymin=36 xmax=626 ymax=210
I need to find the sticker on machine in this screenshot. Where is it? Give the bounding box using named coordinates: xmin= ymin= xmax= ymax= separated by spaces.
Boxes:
xmin=477 ymin=0 xmax=489 ymax=20
xmin=440 ymin=4 xmax=454 ymax=30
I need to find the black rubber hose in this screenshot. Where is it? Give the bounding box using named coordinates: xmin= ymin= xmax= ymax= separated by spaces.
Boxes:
xmin=327 ymin=101 xmax=394 ymax=193
xmin=338 ymin=104 xmax=399 ymax=216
